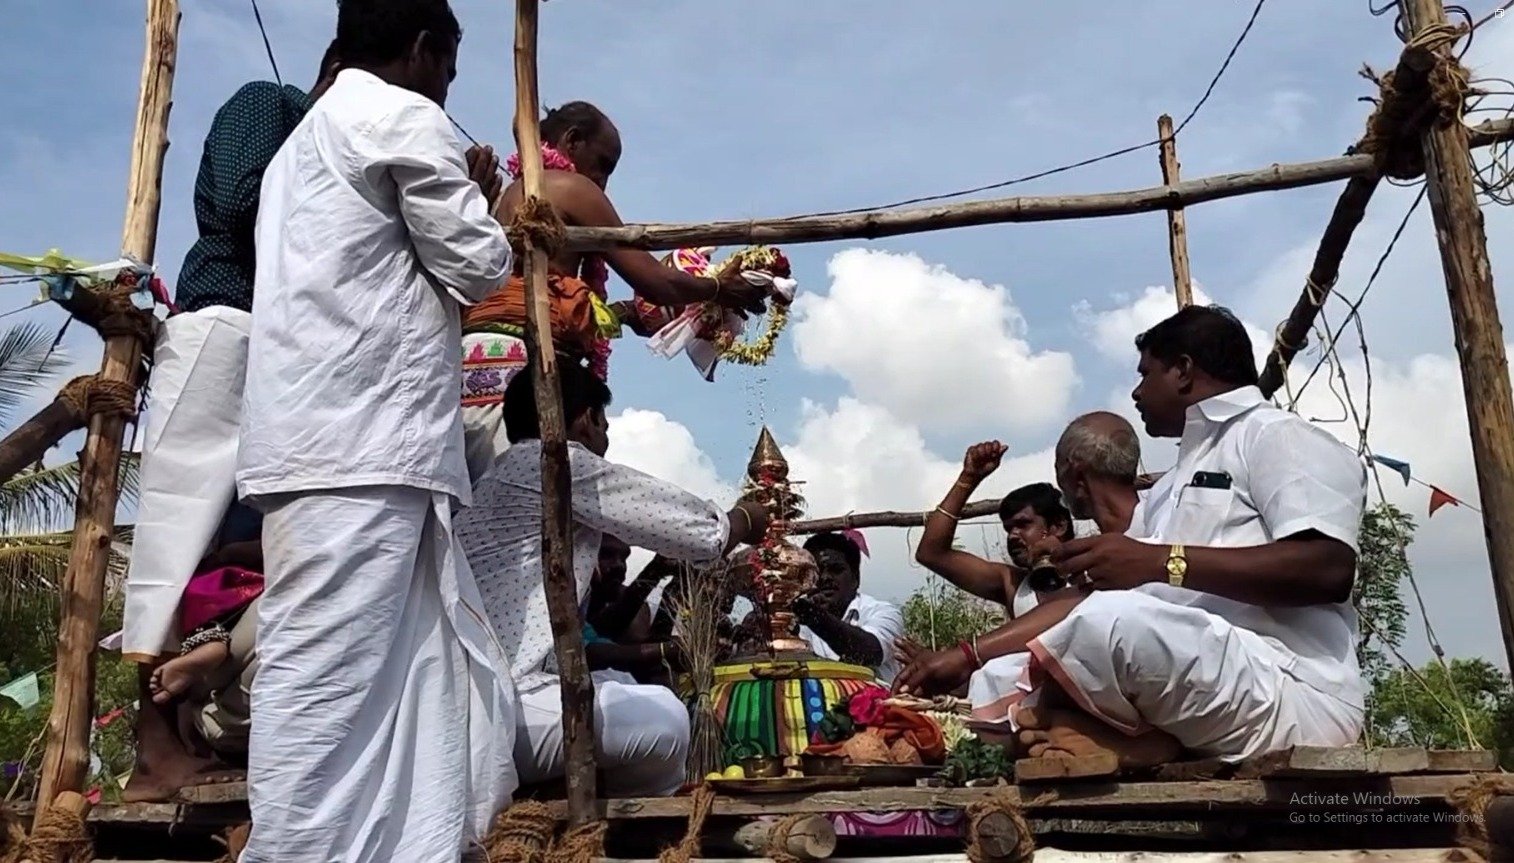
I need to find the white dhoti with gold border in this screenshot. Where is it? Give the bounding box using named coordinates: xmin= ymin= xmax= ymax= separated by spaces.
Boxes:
xmin=1022 ymin=588 xmax=1363 ymax=760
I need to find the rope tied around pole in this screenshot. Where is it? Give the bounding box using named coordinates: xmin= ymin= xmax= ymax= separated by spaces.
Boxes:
xmin=543 ymin=819 xmax=608 ymax=863
xmin=964 ymin=791 xmax=1035 ymax=863
xmin=57 ymin=374 xmax=139 ymax=425
xmin=507 ymin=196 xmax=568 ymax=259
xmin=1448 ymin=774 xmax=1514 ymax=861
xmin=8 ymin=801 xmax=92 ymax=863
xmin=764 ymin=814 xmax=811 ymax=863
xmin=657 ymin=782 xmax=716 ymax=863
xmin=93 ymin=284 xmax=156 ymax=344
xmin=1354 ymin=22 xmax=1471 ymax=180
xmin=482 ymin=800 xmax=557 ymax=863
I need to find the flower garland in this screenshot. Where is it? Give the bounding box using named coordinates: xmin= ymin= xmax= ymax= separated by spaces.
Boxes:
xmin=696 ymin=246 xmax=793 ymax=366
xmin=504 ymin=144 xmax=613 ymax=380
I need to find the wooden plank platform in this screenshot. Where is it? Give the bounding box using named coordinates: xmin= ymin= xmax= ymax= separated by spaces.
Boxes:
xmin=573 ymin=774 xmax=1480 ymax=819
xmin=9 ymin=772 xmax=1486 ymax=826
xmin=593 ymin=853 xmax=1486 ymax=863
xmin=95 ymin=854 xmax=1488 ymax=863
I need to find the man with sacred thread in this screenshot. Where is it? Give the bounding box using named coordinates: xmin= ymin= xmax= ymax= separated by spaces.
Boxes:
xmin=458 ymin=100 xmax=791 ymax=481
xmin=895 ymin=306 xmax=1366 ymax=769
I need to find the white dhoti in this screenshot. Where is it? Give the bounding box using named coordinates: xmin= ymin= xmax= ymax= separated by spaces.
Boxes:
xmin=517 ymin=671 xmax=690 ymax=797
xmin=461 ymin=332 xmax=528 ymax=483
xmin=968 ymin=653 xmax=1033 ymax=725
xmin=122 ymin=306 xmax=252 ymax=660
xmin=241 ymin=486 xmax=517 ymax=863
xmin=1024 ymin=589 xmax=1363 ymax=761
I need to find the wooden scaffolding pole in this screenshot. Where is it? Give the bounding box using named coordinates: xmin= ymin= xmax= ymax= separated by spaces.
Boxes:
xmin=512 ymin=0 xmax=599 ymax=826
xmin=34 ymin=0 xmax=177 ymax=822
xmin=1257 ymin=176 xmax=1380 ymax=398
xmin=1157 ymin=115 xmax=1194 ymax=308
xmin=1401 ymin=0 xmax=1514 ymax=673
xmin=561 ymin=117 xmax=1514 ymax=253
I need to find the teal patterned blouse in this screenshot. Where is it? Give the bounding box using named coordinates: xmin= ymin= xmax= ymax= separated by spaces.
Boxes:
xmin=175 ymin=81 xmax=311 ymax=314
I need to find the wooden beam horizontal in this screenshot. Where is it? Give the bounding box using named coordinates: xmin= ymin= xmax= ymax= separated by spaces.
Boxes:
xmin=558 ymin=773 xmax=1477 ymax=819
xmin=563 ymin=118 xmax=1514 ymax=253
xmin=790 ymin=500 xmax=1000 ymax=535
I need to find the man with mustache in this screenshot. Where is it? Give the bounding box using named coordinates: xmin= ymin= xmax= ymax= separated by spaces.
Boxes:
xmin=914 ymin=444 xmax=1077 ymax=619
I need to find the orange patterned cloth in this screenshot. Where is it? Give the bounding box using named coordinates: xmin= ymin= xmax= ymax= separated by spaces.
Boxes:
xmin=805 ymin=706 xmax=946 ymax=764
xmin=463 ymin=274 xmax=597 ymax=357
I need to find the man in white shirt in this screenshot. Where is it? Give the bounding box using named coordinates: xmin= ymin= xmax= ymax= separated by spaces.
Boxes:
xmin=234 ymin=4 xmax=516 ymax=860
xmin=896 ymin=307 xmax=1366 ymax=767
xmin=794 ymin=532 xmax=906 ymax=685
xmin=457 ymin=363 xmax=769 ymax=797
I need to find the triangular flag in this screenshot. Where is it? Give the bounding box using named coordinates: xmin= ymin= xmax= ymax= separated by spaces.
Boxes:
xmin=1371 ymin=454 xmax=1412 ymax=486
xmin=1429 ymin=486 xmax=1460 ymax=517
xmin=841 ymin=528 xmax=870 ymax=558
xmin=0 ymin=672 xmax=40 ymax=710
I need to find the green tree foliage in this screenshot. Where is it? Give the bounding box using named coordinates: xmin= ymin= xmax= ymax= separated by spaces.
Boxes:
xmin=1367 ymin=657 xmax=1514 ymax=766
xmin=1353 ymin=503 xmax=1413 ymax=685
xmin=901 ymin=576 xmax=1005 ymax=651
xmin=1350 ymin=502 xmax=1512 ymax=764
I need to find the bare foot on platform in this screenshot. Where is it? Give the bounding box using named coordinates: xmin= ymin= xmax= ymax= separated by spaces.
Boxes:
xmin=149 ymin=641 xmax=230 ymax=705
xmin=122 ymin=748 xmax=244 ymax=803
xmin=1013 ymin=706 xmax=1180 ymax=769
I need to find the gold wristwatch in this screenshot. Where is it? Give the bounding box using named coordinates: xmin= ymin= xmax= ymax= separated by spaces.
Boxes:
xmin=1165 ymin=543 xmax=1187 ymax=587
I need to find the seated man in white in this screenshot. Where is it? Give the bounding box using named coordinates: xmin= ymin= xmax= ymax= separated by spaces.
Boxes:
xmin=962 ymin=412 xmax=1143 ymax=724
xmin=794 ymin=532 xmax=906 ymax=685
xmin=456 ymin=361 xmax=769 ymax=796
xmin=896 ymin=306 xmax=1365 ymax=766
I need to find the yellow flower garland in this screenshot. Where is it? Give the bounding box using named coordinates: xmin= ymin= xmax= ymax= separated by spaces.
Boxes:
xmin=700 ymin=246 xmax=790 ymax=366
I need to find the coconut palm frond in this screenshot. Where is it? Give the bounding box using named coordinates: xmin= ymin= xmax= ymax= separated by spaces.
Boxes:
xmin=0 ymin=526 xmax=134 ymax=610
xmin=0 ymin=454 xmax=141 ymax=534
xmin=0 ymin=322 xmax=71 ymax=428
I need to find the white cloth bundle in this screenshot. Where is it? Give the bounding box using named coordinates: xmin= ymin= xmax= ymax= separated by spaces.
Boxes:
xmin=646 ymin=270 xmax=799 ymax=381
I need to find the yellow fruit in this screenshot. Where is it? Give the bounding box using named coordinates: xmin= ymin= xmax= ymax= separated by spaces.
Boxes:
xmin=706 ymin=771 xmax=723 ymax=781
xmin=723 ymin=764 xmax=746 ymax=779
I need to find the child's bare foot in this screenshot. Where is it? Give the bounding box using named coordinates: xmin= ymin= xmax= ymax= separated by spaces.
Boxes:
xmin=1014 ymin=706 xmax=1180 ymax=769
xmin=149 ymin=641 xmax=230 ymax=705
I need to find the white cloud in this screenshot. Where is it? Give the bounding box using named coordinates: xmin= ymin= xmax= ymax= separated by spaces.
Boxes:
xmin=604 ymin=395 xmax=1056 ymax=606
xmin=791 ymin=249 xmax=1079 ymax=435
xmin=1072 ymin=282 xmax=1272 ymax=372
xmin=606 ymin=408 xmax=734 ymax=504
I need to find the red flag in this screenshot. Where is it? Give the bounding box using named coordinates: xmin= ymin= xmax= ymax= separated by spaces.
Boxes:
xmin=1429 ymin=486 xmax=1460 ymax=517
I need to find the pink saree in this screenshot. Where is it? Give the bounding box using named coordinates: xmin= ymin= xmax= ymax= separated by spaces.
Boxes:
xmin=178 ymin=565 xmax=264 ymax=636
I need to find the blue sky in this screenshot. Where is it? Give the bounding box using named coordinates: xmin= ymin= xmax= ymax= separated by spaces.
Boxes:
xmin=4 ymin=0 xmax=1514 ymax=671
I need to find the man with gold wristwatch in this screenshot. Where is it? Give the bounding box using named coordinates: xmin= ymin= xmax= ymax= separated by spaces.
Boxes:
xmin=896 ymin=306 xmax=1367 ymax=770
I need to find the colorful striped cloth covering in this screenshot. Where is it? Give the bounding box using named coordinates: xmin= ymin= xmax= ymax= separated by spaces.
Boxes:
xmin=710 ymin=659 xmax=876 ymax=759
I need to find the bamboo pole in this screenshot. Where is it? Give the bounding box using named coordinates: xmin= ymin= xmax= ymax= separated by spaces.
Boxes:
xmin=1157 ymin=115 xmax=1194 ymax=308
xmin=562 ymin=117 xmax=1514 ymax=253
xmin=512 ymin=0 xmax=599 ymax=826
xmin=1256 ymin=175 xmax=1380 ymax=398
xmin=1400 ymin=0 xmax=1514 ymax=674
xmin=790 ymin=501 xmax=1000 ymax=535
xmin=34 ymin=0 xmax=175 ymax=822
